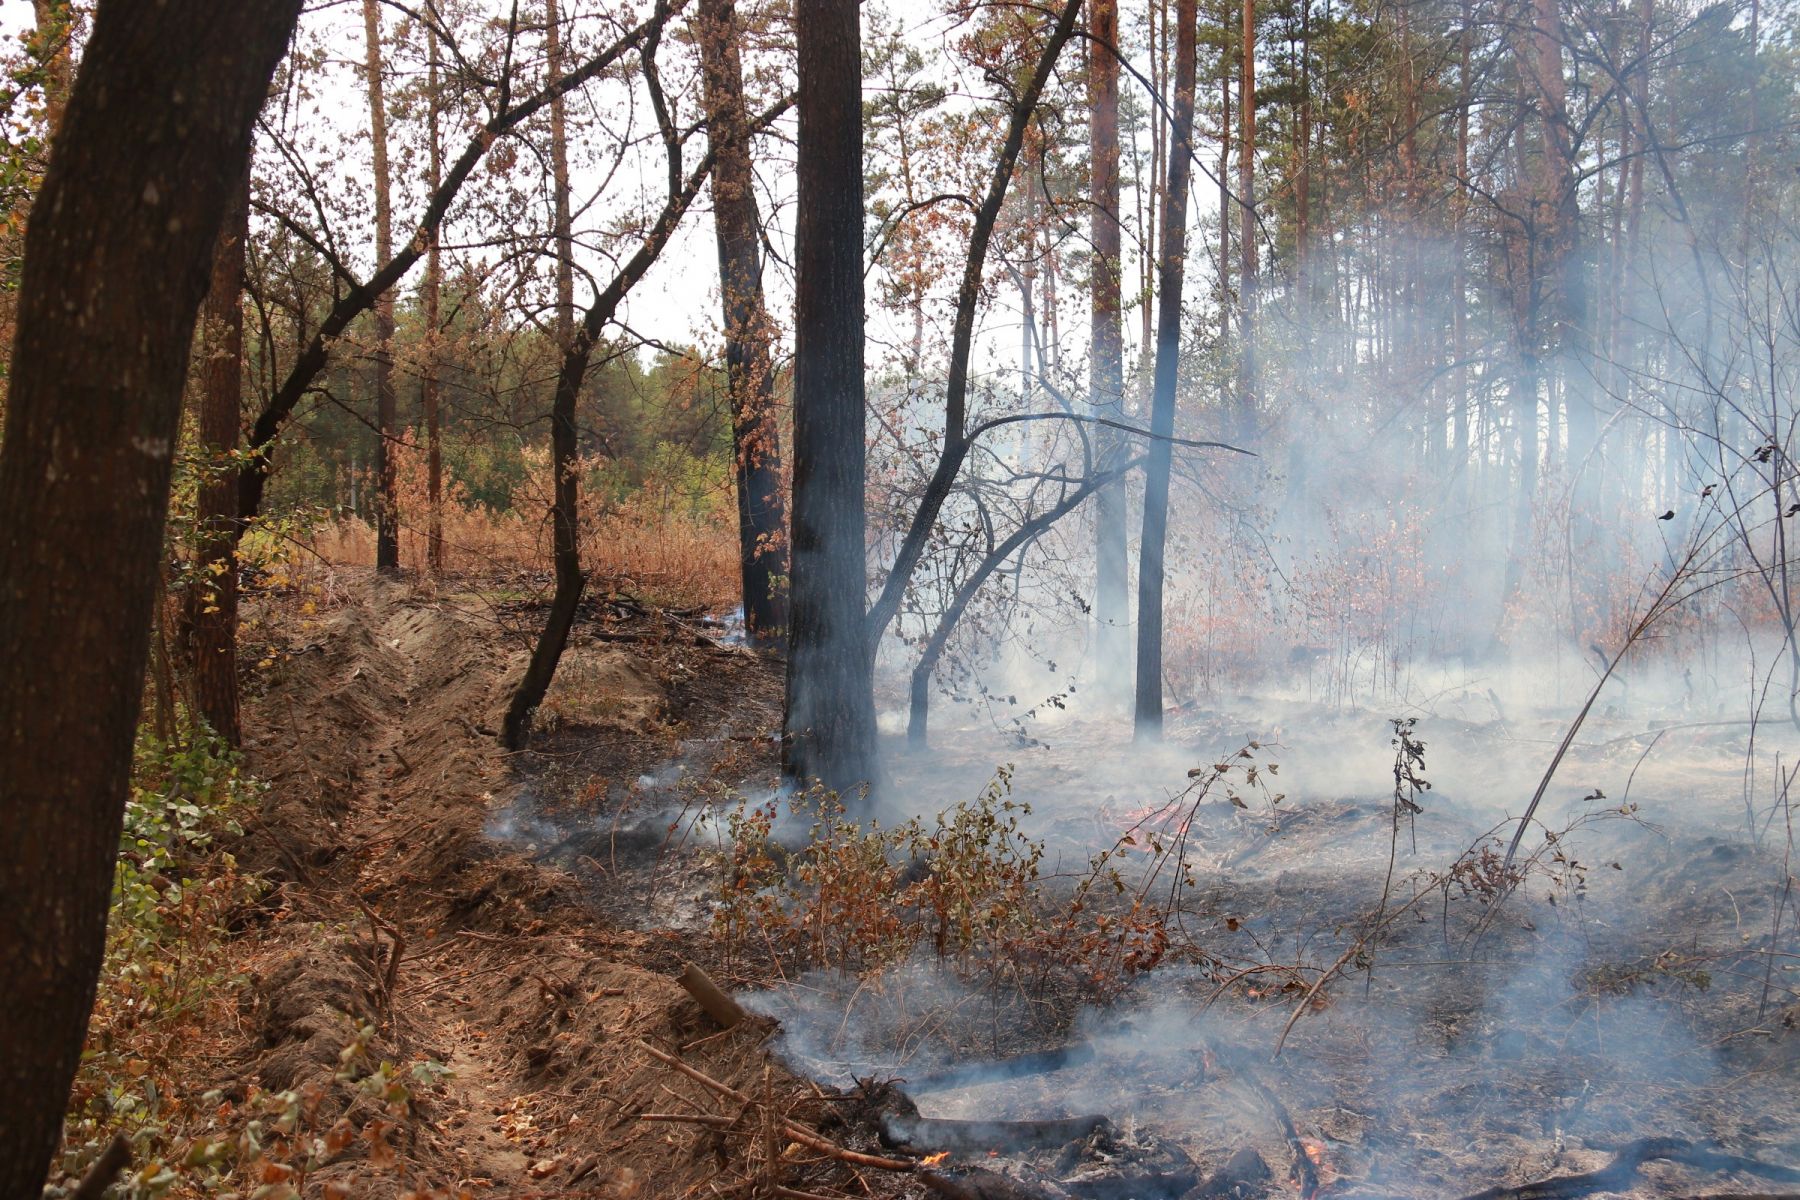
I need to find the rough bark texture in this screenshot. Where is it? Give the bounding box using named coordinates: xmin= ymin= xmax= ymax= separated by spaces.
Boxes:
xmin=424 ymin=17 xmax=444 ymax=573
xmin=0 ymin=2 xmax=300 ymax=1190
xmin=1133 ymin=0 xmax=1197 ymax=741
xmin=187 ymin=169 xmax=250 ymax=746
xmin=783 ymin=0 xmax=880 ymax=797
xmin=699 ymin=0 xmax=790 ymax=648
xmin=1088 ymin=0 xmax=1129 ymax=697
xmin=363 ymin=0 xmax=399 ymax=573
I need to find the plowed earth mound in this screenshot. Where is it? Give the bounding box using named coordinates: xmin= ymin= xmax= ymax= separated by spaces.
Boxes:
xmin=226 ymin=573 xmax=905 ymax=1198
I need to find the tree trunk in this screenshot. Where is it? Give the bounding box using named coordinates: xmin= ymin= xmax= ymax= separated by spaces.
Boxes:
xmin=1089 ymin=0 xmax=1128 ymax=697
xmin=424 ymin=17 xmax=445 ymax=574
xmin=28 ymin=0 xmax=73 ymax=135
xmin=1236 ymin=0 xmax=1257 ymax=439
xmin=699 ymin=0 xmax=790 ymax=648
xmin=783 ymin=0 xmax=879 ymax=798
xmin=0 ymin=3 xmax=299 ymax=1190
xmin=363 ymin=0 xmax=398 ymax=573
xmin=1134 ymin=0 xmax=1197 ymax=741
xmin=187 ymin=168 xmax=250 ymax=747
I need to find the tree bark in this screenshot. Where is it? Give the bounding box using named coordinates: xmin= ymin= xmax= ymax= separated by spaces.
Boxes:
xmin=1236 ymin=0 xmax=1257 ymax=438
xmin=363 ymin=0 xmax=399 ymax=573
xmin=187 ymin=169 xmax=250 ymax=747
xmin=699 ymin=0 xmax=790 ymax=648
xmin=424 ymin=16 xmax=445 ymax=573
xmin=0 ymin=2 xmax=299 ymax=1191
xmin=783 ymin=0 xmax=880 ymax=797
xmin=1088 ymin=0 xmax=1128 ymax=698
xmin=1134 ymin=0 xmax=1197 ymax=741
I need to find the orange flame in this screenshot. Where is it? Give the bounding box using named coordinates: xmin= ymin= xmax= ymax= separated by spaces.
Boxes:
xmin=920 ymin=1151 xmax=950 ymax=1168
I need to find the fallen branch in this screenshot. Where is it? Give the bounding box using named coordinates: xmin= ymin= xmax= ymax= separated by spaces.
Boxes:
xmin=1204 ymin=1038 xmax=1319 ymax=1199
xmin=72 ymin=1136 xmax=131 ymax=1200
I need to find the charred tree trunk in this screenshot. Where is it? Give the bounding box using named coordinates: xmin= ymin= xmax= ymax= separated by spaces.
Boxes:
xmin=1134 ymin=0 xmax=1197 ymax=741
xmin=699 ymin=0 xmax=789 ymax=649
xmin=363 ymin=0 xmax=398 ymax=573
xmin=784 ymin=0 xmax=879 ymax=797
xmin=0 ymin=2 xmax=299 ymax=1189
xmin=1088 ymin=0 xmax=1129 ymax=698
xmin=187 ymin=169 xmax=250 ymax=747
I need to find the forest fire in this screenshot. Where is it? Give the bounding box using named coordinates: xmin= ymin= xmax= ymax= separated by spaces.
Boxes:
xmin=8 ymin=0 xmax=1800 ymax=1194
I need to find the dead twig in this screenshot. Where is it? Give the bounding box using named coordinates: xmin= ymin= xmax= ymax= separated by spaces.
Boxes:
xmin=633 ymin=1040 xmax=919 ymax=1172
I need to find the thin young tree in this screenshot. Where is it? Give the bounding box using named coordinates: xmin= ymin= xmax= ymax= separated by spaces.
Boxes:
xmin=1134 ymin=0 xmax=1198 ymax=740
xmin=363 ymin=0 xmax=399 ymax=573
xmin=783 ymin=0 xmax=880 ymax=795
xmin=699 ymin=0 xmax=790 ymax=648
xmin=423 ymin=12 xmax=446 ymax=573
xmin=0 ymin=3 xmax=301 ymax=1189
xmin=187 ymin=169 xmax=251 ymax=746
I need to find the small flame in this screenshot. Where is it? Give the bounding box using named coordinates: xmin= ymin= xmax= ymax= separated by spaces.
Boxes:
xmin=1302 ymin=1138 xmax=1327 ymax=1166
xmin=920 ymin=1151 xmax=949 ymax=1168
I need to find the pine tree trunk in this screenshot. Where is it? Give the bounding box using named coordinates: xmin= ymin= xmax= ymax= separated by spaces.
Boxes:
xmin=784 ymin=0 xmax=879 ymax=797
xmin=1134 ymin=0 xmax=1197 ymax=741
xmin=1236 ymin=0 xmax=1258 ymax=438
xmin=363 ymin=0 xmax=398 ymax=573
xmin=0 ymin=3 xmax=299 ymax=1189
xmin=1089 ymin=0 xmax=1129 ymax=698
xmin=187 ymin=169 xmax=249 ymax=746
xmin=699 ymin=0 xmax=790 ymax=647
xmin=424 ymin=17 xmax=445 ymax=574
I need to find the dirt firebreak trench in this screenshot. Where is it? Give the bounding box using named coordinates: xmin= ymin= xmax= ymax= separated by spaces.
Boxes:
xmin=232 ymin=575 xmax=1800 ymax=1200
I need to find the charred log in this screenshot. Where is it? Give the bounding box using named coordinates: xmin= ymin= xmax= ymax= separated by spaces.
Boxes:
xmin=884 ymin=1113 xmax=1114 ymax=1154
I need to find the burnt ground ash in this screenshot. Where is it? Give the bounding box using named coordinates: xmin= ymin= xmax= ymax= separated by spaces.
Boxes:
xmin=741 ymin=701 xmax=1800 ymax=1200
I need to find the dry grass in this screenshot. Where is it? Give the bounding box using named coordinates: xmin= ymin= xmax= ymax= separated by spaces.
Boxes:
xmin=306 ymin=441 xmax=741 ymax=612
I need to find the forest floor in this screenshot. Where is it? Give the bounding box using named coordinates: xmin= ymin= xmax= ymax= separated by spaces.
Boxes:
xmin=223 ymin=569 xmax=910 ymax=1199
xmin=113 ymin=570 xmax=1800 ymax=1200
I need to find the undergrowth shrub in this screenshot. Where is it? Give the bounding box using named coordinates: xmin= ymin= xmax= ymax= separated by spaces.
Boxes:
xmin=52 ymin=721 xmax=455 ymax=1199
xmin=712 ymin=767 xmax=1184 ymax=1004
